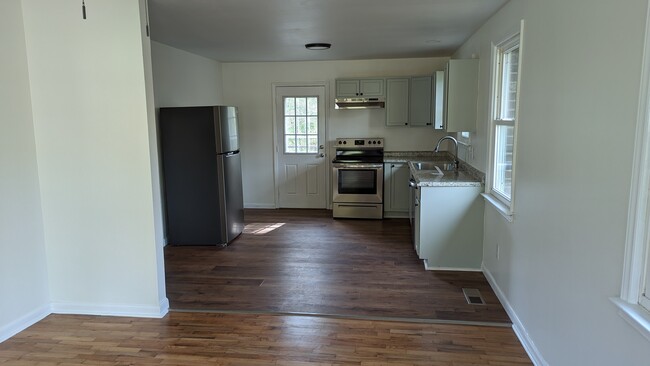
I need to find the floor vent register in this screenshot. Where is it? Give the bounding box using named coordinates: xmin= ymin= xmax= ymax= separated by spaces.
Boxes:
xmin=462 ymin=288 xmax=486 ymax=305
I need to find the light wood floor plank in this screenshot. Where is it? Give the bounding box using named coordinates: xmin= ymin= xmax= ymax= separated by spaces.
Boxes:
xmin=0 ymin=312 xmax=531 ymax=365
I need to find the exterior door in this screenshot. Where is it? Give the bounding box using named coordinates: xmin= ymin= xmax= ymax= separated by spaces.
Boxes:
xmin=275 ymin=86 xmax=327 ymax=208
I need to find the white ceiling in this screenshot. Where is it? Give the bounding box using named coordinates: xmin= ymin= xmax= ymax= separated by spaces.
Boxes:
xmin=148 ymin=0 xmax=509 ymax=62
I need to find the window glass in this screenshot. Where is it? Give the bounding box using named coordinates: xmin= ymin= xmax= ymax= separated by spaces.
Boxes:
xmin=489 ymin=34 xmax=521 ymax=209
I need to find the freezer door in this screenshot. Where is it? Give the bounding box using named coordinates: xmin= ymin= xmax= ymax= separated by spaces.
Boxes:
xmin=217 ymin=152 xmax=245 ymax=243
xmin=214 ymin=106 xmax=239 ymax=153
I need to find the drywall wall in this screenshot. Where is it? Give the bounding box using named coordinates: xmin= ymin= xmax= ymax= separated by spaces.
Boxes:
xmin=151 ymin=41 xmax=224 ymax=107
xmin=150 ymin=41 xmax=224 ymax=245
xmin=222 ymin=58 xmax=450 ymax=208
xmin=21 ymin=0 xmax=165 ymax=316
xmin=0 ymin=0 xmax=50 ymax=340
xmin=456 ymin=0 xmax=650 ymax=364
xmin=139 ymin=4 xmax=168 ymax=312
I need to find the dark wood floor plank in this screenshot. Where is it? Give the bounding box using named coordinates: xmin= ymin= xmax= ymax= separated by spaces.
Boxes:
xmin=0 ymin=312 xmax=531 ymax=365
xmin=165 ymin=209 xmax=510 ymax=324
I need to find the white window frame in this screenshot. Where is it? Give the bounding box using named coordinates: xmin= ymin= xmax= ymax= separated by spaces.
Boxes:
xmin=611 ymin=4 xmax=650 ymax=342
xmin=483 ymin=21 xmax=524 ymax=222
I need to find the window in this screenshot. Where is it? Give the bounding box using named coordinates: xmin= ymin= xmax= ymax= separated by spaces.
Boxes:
xmin=283 ymin=96 xmax=319 ymax=154
xmin=612 ymin=15 xmax=650 ymax=338
xmin=486 ymin=31 xmax=522 ymax=217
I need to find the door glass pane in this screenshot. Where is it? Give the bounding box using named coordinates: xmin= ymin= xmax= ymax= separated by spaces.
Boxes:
xmin=308 ymin=117 xmax=318 ymax=134
xmin=283 ymin=96 xmax=319 ymax=154
xmin=307 ymin=97 xmax=318 ymax=115
xmin=285 ymin=98 xmax=295 ymax=115
xmin=296 ymin=98 xmax=307 ymax=115
xmin=285 ymin=117 xmax=296 ymax=134
xmin=285 ymin=135 xmax=296 ymax=153
xmin=308 ymin=136 xmax=318 ymax=153
xmin=296 ymin=136 xmax=307 ymax=153
xmin=296 ymin=117 xmax=307 ymax=134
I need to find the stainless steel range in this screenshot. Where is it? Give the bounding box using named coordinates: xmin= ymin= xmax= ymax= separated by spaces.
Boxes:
xmin=332 ymin=138 xmax=384 ymax=219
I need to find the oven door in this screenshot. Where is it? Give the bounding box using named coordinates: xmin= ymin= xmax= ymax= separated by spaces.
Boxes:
xmin=332 ymin=163 xmax=383 ymax=204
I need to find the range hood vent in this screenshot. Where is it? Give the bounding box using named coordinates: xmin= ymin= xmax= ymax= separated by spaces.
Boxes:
xmin=335 ymin=97 xmax=385 ymax=110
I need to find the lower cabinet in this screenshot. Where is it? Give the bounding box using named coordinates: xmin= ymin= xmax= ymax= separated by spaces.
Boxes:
xmin=413 ymin=185 xmax=484 ymax=270
xmin=383 ymin=163 xmax=410 ymax=217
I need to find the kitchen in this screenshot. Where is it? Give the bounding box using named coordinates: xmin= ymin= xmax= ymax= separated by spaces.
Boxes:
xmin=3 ymin=0 xmax=650 ymax=365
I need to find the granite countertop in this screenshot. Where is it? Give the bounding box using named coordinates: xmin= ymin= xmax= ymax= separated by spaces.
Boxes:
xmin=384 ymin=151 xmax=484 ymax=187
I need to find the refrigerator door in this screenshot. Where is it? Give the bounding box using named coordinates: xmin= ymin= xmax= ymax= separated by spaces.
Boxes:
xmin=214 ymin=106 xmax=239 ymax=153
xmin=159 ymin=107 xmax=223 ymax=245
xmin=217 ymin=152 xmax=245 ymax=242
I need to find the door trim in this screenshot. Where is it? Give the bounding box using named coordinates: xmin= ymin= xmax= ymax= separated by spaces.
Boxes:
xmin=271 ymin=82 xmax=330 ymax=209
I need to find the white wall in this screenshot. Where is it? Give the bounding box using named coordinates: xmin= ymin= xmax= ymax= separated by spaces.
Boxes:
xmin=151 ymin=41 xmax=224 ymax=107
xmin=0 ymin=0 xmax=50 ymax=340
xmin=21 ymin=0 xmax=165 ymax=316
xmin=456 ymin=0 xmax=650 ymax=364
xmin=150 ymin=41 xmax=225 ymax=245
xmin=222 ymin=58 xmax=450 ymax=208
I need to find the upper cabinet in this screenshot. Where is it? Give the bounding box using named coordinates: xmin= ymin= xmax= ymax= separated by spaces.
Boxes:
xmin=385 ymin=76 xmax=433 ymax=127
xmin=437 ymin=59 xmax=479 ymax=132
xmin=385 ymin=78 xmax=410 ymax=126
xmin=409 ymin=76 xmax=433 ymax=127
xmin=336 ymin=78 xmax=385 ymax=98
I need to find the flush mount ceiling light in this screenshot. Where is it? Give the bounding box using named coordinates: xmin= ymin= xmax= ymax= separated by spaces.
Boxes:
xmin=305 ymin=43 xmax=331 ymax=50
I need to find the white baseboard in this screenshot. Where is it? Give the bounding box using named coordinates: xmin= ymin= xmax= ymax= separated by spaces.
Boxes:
xmin=51 ymin=298 xmax=169 ymax=319
xmin=423 ymin=259 xmax=482 ymax=272
xmin=244 ymin=203 xmax=276 ymax=209
xmin=482 ymin=265 xmax=548 ymax=366
xmin=1 ymin=298 xmax=169 ymax=343
xmin=0 ymin=304 xmax=51 ymax=343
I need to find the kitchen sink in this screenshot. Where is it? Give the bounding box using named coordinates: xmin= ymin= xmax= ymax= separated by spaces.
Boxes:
xmin=412 ymin=162 xmax=439 ymax=171
xmin=412 ymin=161 xmax=457 ymax=171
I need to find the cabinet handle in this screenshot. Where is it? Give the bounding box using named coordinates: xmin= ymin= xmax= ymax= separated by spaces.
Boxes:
xmin=391 ymin=164 xmax=395 ymax=167
xmin=426 ymin=123 xmax=432 ymax=125
xmin=405 ymin=123 xmax=408 ymax=125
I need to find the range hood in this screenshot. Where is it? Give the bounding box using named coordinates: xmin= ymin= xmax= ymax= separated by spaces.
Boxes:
xmin=334 ymin=97 xmax=385 ymax=110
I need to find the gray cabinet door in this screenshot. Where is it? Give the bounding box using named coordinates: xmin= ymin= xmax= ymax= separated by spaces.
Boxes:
xmin=388 ymin=163 xmax=410 ymax=212
xmin=359 ymin=79 xmax=384 ymax=97
xmin=336 ymin=79 xmax=360 ymax=97
xmin=336 ymin=78 xmax=385 ymax=97
xmin=409 ymin=76 xmax=433 ymax=127
xmin=386 ymin=78 xmax=409 ymax=126
xmin=445 ymin=59 xmax=479 ymax=132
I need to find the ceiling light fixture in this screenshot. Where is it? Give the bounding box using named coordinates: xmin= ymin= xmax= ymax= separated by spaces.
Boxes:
xmin=305 ymin=43 xmax=331 ymax=50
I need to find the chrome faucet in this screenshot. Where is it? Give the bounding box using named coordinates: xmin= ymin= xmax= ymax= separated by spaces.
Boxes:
xmin=434 ymin=136 xmax=459 ymax=170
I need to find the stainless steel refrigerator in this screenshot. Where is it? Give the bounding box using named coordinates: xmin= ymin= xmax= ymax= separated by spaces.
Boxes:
xmin=159 ymin=106 xmax=244 ymax=246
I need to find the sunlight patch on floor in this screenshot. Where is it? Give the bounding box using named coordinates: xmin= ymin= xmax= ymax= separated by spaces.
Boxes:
xmin=243 ymin=223 xmax=285 ymax=235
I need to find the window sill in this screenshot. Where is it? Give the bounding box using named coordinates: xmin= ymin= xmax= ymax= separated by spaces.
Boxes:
xmin=610 ymin=297 xmax=650 ymax=342
xmin=481 ymin=193 xmax=513 ymax=222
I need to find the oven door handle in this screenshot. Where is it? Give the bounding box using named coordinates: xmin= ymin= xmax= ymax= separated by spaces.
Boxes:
xmin=333 ymin=163 xmax=384 ymax=169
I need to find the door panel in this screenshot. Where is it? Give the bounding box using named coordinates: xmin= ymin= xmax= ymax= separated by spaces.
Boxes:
xmin=276 ymin=86 xmax=327 ymax=208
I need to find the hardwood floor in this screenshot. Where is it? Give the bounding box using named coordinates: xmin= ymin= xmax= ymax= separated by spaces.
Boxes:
xmin=165 ymin=209 xmax=510 ymax=324
xmin=0 ymin=312 xmax=532 ymax=365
